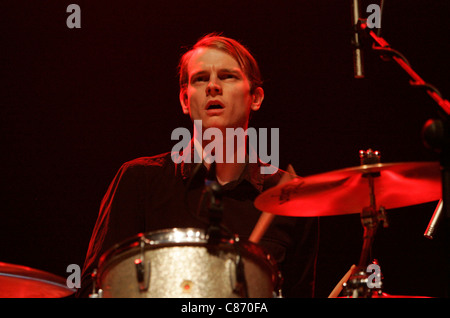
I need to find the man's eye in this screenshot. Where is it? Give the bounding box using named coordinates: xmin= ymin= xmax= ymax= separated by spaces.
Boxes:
xmin=193 ymin=76 xmax=208 ymax=82
xmin=221 ymin=74 xmax=236 ymax=80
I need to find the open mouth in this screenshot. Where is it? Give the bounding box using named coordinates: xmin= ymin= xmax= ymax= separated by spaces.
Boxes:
xmin=207 ymin=104 xmax=224 ymax=110
xmin=206 ymin=101 xmax=225 ymax=110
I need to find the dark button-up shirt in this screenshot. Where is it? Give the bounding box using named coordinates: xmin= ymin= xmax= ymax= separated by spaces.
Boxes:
xmin=78 ymin=152 xmax=318 ymax=297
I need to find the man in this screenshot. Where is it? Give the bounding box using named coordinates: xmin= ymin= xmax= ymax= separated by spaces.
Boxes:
xmin=77 ymin=33 xmax=318 ymax=297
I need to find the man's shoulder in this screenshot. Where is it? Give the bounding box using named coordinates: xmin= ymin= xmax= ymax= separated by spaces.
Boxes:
xmin=122 ymin=152 xmax=173 ymax=168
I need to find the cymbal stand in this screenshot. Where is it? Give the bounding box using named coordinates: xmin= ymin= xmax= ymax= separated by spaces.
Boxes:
xmin=343 ymin=150 xmax=388 ymax=298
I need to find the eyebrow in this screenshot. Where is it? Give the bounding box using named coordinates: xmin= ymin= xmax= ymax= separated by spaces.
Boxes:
xmin=190 ymin=68 xmax=244 ymax=78
xmin=219 ymin=68 xmax=243 ymax=75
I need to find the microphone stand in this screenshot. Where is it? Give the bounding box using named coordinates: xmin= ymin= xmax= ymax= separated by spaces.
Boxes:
xmin=356 ymin=19 xmax=450 ymax=294
xmin=200 ymin=167 xmax=249 ymax=297
xmin=204 ymin=179 xmax=224 ymax=245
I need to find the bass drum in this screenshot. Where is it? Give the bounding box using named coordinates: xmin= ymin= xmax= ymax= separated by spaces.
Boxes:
xmin=96 ymin=228 xmax=282 ymax=298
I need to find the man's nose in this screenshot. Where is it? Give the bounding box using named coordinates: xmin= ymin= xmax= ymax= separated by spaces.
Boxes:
xmin=206 ymin=78 xmax=222 ymax=96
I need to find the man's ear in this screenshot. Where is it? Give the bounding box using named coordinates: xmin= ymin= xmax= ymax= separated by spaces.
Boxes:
xmin=179 ymin=88 xmax=190 ymax=115
xmin=250 ymin=87 xmax=264 ymax=111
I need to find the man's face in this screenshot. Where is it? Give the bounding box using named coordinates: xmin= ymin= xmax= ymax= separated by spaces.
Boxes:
xmin=180 ymin=47 xmax=263 ymax=132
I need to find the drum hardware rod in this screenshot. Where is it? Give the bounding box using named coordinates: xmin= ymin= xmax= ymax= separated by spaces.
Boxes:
xmin=344 ymin=150 xmax=387 ymax=297
xmin=134 ymin=237 xmax=150 ymax=292
xmin=357 ymin=149 xmax=389 ymax=267
xmin=273 ymin=271 xmax=284 ymax=298
xmin=358 ymin=150 xmax=381 ymax=268
xmin=424 ymin=199 xmax=443 ymax=239
xmin=233 ymin=254 xmax=248 ymax=298
xmin=231 ymin=235 xmax=249 ymax=298
xmin=358 ymin=174 xmax=388 ymax=267
xmin=344 ymin=203 xmax=387 ymax=297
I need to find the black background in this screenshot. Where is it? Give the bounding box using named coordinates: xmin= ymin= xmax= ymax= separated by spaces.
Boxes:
xmin=1 ymin=1 xmax=449 ymax=298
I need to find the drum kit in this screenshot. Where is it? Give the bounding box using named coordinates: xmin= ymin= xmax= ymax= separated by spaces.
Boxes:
xmin=254 ymin=149 xmax=442 ymax=298
xmin=0 ymin=262 xmax=75 ymax=298
xmin=0 ymin=149 xmax=443 ymax=298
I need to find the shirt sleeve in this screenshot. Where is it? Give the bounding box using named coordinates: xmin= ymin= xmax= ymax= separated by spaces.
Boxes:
xmin=77 ymin=161 xmax=147 ymax=297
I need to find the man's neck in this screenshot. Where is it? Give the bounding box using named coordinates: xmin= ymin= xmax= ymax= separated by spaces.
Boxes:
xmin=192 ymin=137 xmax=247 ymax=185
xmin=215 ymin=161 xmax=246 ymax=185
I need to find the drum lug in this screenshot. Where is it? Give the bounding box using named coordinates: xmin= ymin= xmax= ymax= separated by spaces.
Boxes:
xmin=88 ymin=269 xmax=103 ymax=298
xmin=229 ymin=236 xmax=249 ymax=297
xmin=273 ymin=271 xmax=284 ymax=298
xmin=134 ymin=237 xmax=150 ymax=292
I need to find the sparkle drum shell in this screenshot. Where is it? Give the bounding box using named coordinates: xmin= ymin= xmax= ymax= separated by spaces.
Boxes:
xmin=96 ymin=228 xmax=281 ymax=298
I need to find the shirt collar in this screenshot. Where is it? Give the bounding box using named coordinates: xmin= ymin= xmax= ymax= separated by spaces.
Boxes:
xmin=178 ymin=139 xmax=266 ymax=192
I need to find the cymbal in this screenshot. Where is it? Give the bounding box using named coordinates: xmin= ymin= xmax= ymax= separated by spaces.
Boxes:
xmin=0 ymin=262 xmax=76 ymax=298
xmin=255 ymin=162 xmax=441 ymax=217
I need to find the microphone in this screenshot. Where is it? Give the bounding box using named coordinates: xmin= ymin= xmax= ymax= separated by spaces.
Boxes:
xmin=351 ymin=0 xmax=364 ymax=78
